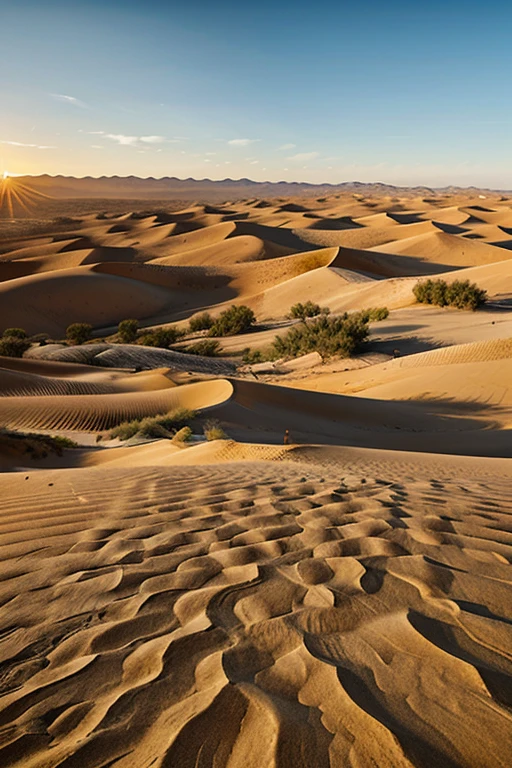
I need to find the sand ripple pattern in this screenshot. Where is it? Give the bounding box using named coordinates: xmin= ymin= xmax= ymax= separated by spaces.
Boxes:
xmin=0 ymin=461 xmax=511 ymax=767
xmin=0 ymin=380 xmax=232 ymax=432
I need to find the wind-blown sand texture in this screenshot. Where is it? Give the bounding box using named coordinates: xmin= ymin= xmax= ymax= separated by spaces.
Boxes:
xmin=0 ymin=191 xmax=511 ymax=767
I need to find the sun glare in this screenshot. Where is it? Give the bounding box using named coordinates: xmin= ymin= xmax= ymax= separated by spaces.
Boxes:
xmin=0 ymin=172 xmax=50 ymax=218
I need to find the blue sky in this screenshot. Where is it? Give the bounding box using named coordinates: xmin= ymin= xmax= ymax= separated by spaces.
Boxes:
xmin=1 ymin=0 xmax=511 ymax=187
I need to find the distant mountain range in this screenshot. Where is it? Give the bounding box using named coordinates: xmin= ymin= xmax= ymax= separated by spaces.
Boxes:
xmin=15 ymin=175 xmax=510 ymax=201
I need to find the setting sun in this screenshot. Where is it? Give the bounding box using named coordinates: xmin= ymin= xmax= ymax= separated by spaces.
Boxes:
xmin=0 ymin=172 xmax=50 ymax=217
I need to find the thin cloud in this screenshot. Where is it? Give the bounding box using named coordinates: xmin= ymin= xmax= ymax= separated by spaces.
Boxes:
xmin=279 ymin=143 xmax=296 ymax=150
xmin=227 ymin=138 xmax=260 ymax=147
xmin=287 ymin=151 xmax=320 ymax=162
xmin=51 ymin=93 xmax=87 ymax=108
xmin=104 ymin=134 xmax=167 ymax=147
xmin=0 ymin=140 xmax=56 ymax=149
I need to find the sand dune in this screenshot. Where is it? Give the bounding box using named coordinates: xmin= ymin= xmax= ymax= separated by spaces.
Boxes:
xmin=1 ymin=192 xmax=512 ymax=767
xmin=0 ymin=449 xmax=510 ymax=766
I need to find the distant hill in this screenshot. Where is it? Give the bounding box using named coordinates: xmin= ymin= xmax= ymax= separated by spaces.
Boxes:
xmin=14 ymin=175 xmax=510 ymax=201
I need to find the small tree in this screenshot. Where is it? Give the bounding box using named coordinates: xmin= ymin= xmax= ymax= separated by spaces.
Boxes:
xmin=66 ymin=323 xmax=93 ymax=345
xmin=189 ymin=312 xmax=214 ymax=332
xmin=118 ymin=318 xmax=139 ymax=344
xmin=209 ymin=305 xmax=255 ymax=337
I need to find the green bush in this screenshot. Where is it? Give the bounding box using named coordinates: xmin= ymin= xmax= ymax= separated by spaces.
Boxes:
xmin=118 ymin=318 xmax=139 ymax=344
xmin=108 ymin=408 xmax=196 ymax=441
xmin=203 ymin=419 xmax=227 ymax=441
xmin=172 ymin=426 xmax=193 ymax=444
xmin=272 ymin=312 xmax=369 ymax=361
xmin=242 ymin=347 xmax=264 ymax=364
xmin=189 ymin=312 xmax=214 ymax=332
xmin=209 ymin=305 xmax=255 ymax=337
xmin=359 ymin=306 xmax=389 ymax=322
xmin=413 ymin=279 xmax=486 ymax=310
xmin=289 ymin=301 xmax=325 ymax=320
xmin=2 ymin=327 xmax=27 ymax=339
xmin=66 ymin=323 xmax=93 ymax=345
xmin=183 ymin=339 xmax=221 ymax=357
xmin=138 ymin=327 xmax=182 ymax=348
xmin=0 ymin=336 xmax=31 ymax=357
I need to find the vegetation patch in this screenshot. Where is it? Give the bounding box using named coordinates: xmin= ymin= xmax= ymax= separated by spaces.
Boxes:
xmin=272 ymin=312 xmax=369 ymax=361
xmin=413 ymin=279 xmax=487 ymax=310
xmin=209 ymin=305 xmax=255 ymax=337
xmin=289 ymin=301 xmax=326 ymax=320
xmin=0 ymin=328 xmax=31 ymax=357
xmin=66 ymin=323 xmax=93 ymax=345
xmin=189 ymin=312 xmax=214 ymax=332
xmin=203 ymin=419 xmax=228 ymax=441
xmin=118 ymin=318 xmax=139 ymax=343
xmin=183 ymin=340 xmax=221 ymax=357
xmin=138 ymin=327 xmax=183 ymax=348
xmin=0 ymin=428 xmax=78 ymax=460
xmin=108 ymin=408 xmax=196 ymax=441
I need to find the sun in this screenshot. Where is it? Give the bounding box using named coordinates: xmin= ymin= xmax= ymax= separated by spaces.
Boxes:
xmin=0 ymin=172 xmax=51 ymax=218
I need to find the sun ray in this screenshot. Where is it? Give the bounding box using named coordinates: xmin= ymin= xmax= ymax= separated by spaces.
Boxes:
xmin=0 ymin=174 xmax=53 ymax=218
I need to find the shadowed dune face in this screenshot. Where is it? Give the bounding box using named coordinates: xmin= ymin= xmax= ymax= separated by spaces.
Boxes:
xmin=1 ymin=192 xmax=512 ymax=767
xmin=0 ymin=457 xmax=510 ymax=767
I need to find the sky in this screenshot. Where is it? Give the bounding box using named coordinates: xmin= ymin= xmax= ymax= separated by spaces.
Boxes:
xmin=1 ymin=0 xmax=511 ymax=188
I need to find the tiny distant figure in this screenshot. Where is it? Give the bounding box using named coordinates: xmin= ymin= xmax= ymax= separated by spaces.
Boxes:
xmin=283 ymin=429 xmax=290 ymax=445
xmin=393 ymin=349 xmax=400 ymax=358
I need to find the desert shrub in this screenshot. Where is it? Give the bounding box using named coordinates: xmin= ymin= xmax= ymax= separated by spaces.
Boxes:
xmin=447 ymin=280 xmax=488 ymax=310
xmin=414 ymin=279 xmax=486 ymax=310
xmin=242 ymin=347 xmax=264 ymax=364
xmin=0 ymin=335 xmax=31 ymax=357
xmin=109 ymin=408 xmax=196 ymax=441
xmin=272 ymin=312 xmax=369 ymax=360
xmin=289 ymin=301 xmax=324 ymax=320
xmin=189 ymin=312 xmax=214 ymax=332
xmin=66 ymin=322 xmax=93 ymax=345
xmin=138 ymin=327 xmax=182 ymax=348
xmin=172 ymin=426 xmax=193 ymax=444
xmin=209 ymin=305 xmax=255 ymax=337
xmin=2 ymin=327 xmax=27 ymax=339
xmin=359 ymin=306 xmax=389 ymax=322
xmin=203 ymin=419 xmax=227 ymax=441
xmin=183 ymin=340 xmax=221 ymax=357
xmin=109 ymin=419 xmax=141 ymax=441
xmin=118 ymin=318 xmax=139 ymax=344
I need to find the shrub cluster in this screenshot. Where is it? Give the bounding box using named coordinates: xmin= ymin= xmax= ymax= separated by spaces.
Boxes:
xmin=138 ymin=327 xmax=182 ymax=348
xmin=109 ymin=408 xmax=196 ymax=441
xmin=209 ymin=305 xmax=255 ymax=337
xmin=413 ymin=279 xmax=487 ymax=310
xmin=0 ymin=328 xmax=31 ymax=357
xmin=272 ymin=312 xmax=369 ymax=360
xmin=118 ymin=318 xmax=139 ymax=344
xmin=183 ymin=340 xmax=220 ymax=357
xmin=289 ymin=301 xmax=326 ymax=320
xmin=359 ymin=306 xmax=389 ymax=322
xmin=203 ymin=419 xmax=227 ymax=441
xmin=66 ymin=323 xmax=93 ymax=345
xmin=189 ymin=312 xmax=214 ymax=332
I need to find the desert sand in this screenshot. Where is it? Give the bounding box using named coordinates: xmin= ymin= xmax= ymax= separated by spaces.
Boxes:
xmin=0 ymin=191 xmax=511 ymax=767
